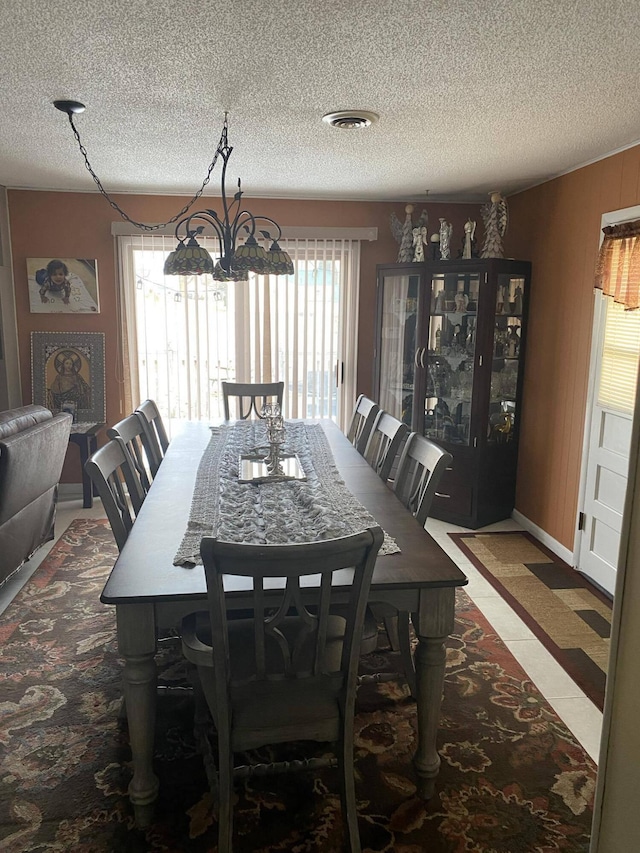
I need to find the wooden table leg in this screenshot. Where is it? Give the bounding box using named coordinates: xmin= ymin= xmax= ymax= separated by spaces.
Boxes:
xmin=88 ymin=435 xmax=99 ymax=499
xmin=69 ymin=432 xmax=99 ymax=508
xmin=116 ymin=603 xmax=159 ymax=827
xmin=412 ymin=586 xmax=456 ymax=799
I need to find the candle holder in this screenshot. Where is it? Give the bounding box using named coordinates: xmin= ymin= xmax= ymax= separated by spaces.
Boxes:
xmin=263 ymin=410 xmax=286 ymax=474
xmin=238 ymin=404 xmax=305 ymax=483
xmin=261 ymin=401 xmax=281 ymax=420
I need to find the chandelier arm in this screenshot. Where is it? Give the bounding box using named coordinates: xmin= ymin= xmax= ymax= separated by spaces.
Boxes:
xmin=225 ymin=189 xmax=243 ymax=226
xmin=180 ymin=211 xmax=226 ymax=257
xmin=252 ymin=216 xmax=283 ymax=242
xmin=230 ymin=212 xmax=283 ymax=245
xmin=231 ymin=210 xmax=258 ymax=245
xmin=65 ymin=111 xmax=225 ymax=231
xmin=197 ymin=212 xmax=225 ymax=260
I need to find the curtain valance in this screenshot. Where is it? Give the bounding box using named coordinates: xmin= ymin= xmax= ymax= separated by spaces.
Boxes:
xmin=594 ymin=220 xmax=640 ymax=310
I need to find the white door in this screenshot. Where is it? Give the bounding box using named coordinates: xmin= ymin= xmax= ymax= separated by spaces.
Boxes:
xmin=577 ymin=239 xmax=640 ymax=594
xmin=579 ymin=379 xmax=634 ymax=594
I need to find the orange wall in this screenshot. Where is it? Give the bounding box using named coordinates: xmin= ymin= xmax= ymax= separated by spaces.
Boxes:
xmin=12 ymin=146 xmax=640 ymax=548
xmin=506 ymin=145 xmax=640 ymax=550
xmin=7 ymin=190 xmax=480 ymax=480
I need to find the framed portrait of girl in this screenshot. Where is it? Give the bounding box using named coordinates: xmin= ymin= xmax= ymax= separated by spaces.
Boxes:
xmin=26 ymin=258 xmax=99 ymax=313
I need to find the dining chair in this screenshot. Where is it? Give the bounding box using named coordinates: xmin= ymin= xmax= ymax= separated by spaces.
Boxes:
xmin=221 ymin=380 xmax=284 ymax=420
xmin=135 ymin=399 xmax=169 ymax=469
xmin=106 ymin=414 xmax=157 ymax=494
xmin=378 ymin=433 xmax=454 ymax=697
xmin=346 ymin=394 xmax=380 ymax=455
xmin=363 ymin=410 xmax=410 ymax=483
xmin=181 ymin=526 xmax=384 ymax=853
xmin=395 ymin=432 xmax=453 ymax=527
xmin=85 ymin=438 xmax=189 ymax=710
xmin=84 ymin=438 xmax=145 ymax=552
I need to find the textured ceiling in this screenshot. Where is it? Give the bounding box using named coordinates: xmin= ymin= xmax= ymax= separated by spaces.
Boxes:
xmin=0 ymin=0 xmax=639 ymax=202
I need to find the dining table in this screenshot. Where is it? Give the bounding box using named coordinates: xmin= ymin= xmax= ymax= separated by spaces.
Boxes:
xmin=100 ymin=418 xmax=468 ymax=827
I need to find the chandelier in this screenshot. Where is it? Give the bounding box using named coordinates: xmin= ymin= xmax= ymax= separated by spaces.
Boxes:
xmin=54 ymin=101 xmax=294 ymax=281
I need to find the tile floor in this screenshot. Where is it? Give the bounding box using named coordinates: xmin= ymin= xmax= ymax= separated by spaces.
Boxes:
xmin=426 ymin=515 xmax=603 ymax=763
xmin=0 ymin=495 xmax=603 ymax=764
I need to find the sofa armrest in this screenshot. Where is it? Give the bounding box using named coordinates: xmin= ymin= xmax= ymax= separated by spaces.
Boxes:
xmin=0 ymin=413 xmax=72 ymax=524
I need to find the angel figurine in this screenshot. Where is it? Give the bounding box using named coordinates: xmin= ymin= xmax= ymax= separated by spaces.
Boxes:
xmin=391 ymin=204 xmax=428 ymax=263
xmin=454 ymin=291 xmax=469 ymax=311
xmin=480 ymin=192 xmax=508 ymax=258
xmin=513 ymin=284 xmax=523 ymax=315
xmin=439 ymin=218 xmax=453 ymax=260
xmin=462 ymin=219 xmax=476 ymax=259
xmin=412 ymin=226 xmax=428 ymax=262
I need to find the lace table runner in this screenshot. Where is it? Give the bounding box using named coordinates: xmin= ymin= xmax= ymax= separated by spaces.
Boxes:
xmin=174 ymin=421 xmax=400 ymax=566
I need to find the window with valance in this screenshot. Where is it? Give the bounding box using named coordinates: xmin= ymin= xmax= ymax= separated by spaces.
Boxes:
xmin=594 ymin=219 xmax=640 ymax=413
xmin=594 ymin=220 xmax=640 ymax=311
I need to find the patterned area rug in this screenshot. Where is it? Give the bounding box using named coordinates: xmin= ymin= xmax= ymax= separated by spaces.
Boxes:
xmin=449 ymin=531 xmax=612 ymax=710
xmin=0 ymin=519 xmax=596 ymax=851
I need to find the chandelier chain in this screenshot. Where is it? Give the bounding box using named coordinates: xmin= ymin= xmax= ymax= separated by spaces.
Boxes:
xmin=66 ymin=113 xmax=224 ymax=232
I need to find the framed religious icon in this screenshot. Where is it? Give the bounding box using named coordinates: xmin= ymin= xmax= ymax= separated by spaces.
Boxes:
xmin=26 ymin=258 xmax=100 ymax=313
xmin=31 ymin=331 xmax=106 ymax=424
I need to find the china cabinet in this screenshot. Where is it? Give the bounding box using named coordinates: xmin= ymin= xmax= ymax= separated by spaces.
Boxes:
xmin=373 ymin=258 xmax=531 ymax=528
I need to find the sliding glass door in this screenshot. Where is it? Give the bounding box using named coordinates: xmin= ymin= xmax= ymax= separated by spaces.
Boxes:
xmin=118 ymin=235 xmax=360 ymax=432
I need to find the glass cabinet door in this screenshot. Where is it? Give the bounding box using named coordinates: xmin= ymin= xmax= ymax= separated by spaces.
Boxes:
xmin=375 ymin=258 xmax=531 ymax=529
xmin=487 ymin=274 xmax=525 ymax=444
xmin=423 ymin=272 xmax=480 ymax=445
xmin=377 ymin=272 xmax=420 ymax=426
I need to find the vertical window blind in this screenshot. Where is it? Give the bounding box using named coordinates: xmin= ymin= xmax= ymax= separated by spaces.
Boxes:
xmin=117 ymin=235 xmax=361 ymax=432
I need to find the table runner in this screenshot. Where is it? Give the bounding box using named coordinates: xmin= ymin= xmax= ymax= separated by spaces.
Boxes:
xmin=174 ymin=421 xmax=400 ymax=566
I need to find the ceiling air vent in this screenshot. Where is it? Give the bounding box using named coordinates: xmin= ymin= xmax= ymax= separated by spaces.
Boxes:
xmin=322 ymin=110 xmax=379 ymax=129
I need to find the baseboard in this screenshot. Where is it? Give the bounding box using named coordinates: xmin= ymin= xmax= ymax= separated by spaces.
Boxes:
xmin=58 ymin=483 xmax=83 ymax=501
xmin=511 ymin=509 xmax=575 ymax=567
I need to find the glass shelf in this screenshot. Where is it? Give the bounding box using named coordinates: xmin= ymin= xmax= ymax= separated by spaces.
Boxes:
xmin=425 ymin=273 xmax=480 ymax=446
xmin=487 ymin=274 xmax=525 ymax=445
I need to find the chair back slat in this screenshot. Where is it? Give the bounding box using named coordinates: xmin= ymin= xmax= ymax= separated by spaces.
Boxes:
xmin=314 ymin=573 xmax=333 ymax=675
xmin=346 ymin=394 xmax=380 ymax=455
xmin=363 ymin=410 xmax=410 ymax=482
xmin=107 ymin=469 xmax=131 ymax=523
xmin=254 ymin=582 xmax=266 ymax=677
xmin=394 ymin=433 xmax=453 ymax=526
xmin=85 ymin=439 xmax=145 ymax=551
xmin=136 ymin=399 xmax=169 ymax=460
xmin=201 ymin=528 xmax=383 ymax=692
xmin=107 ymin=414 xmax=154 ymax=492
xmin=221 ymin=381 xmax=284 ymax=420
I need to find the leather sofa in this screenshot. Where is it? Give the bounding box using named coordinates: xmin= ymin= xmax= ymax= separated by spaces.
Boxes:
xmin=0 ymin=405 xmax=72 ymax=586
